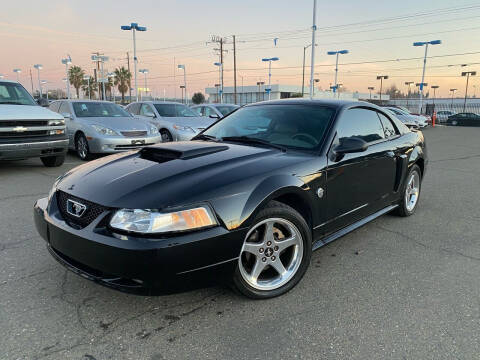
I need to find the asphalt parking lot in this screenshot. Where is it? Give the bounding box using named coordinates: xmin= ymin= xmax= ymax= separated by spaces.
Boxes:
xmin=1 ymin=126 xmax=479 ymax=360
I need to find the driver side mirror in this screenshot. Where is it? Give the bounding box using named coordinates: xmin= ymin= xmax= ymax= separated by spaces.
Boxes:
xmin=209 ymin=114 xmax=220 ymax=119
xmin=144 ymin=111 xmax=156 ymax=118
xmin=332 ymin=137 xmax=368 ymax=161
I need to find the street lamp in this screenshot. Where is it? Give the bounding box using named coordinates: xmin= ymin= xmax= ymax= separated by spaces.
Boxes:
xmin=413 ymin=39 xmax=441 ymax=114
xmin=121 ymin=22 xmax=147 ymax=102
xmin=139 ymin=69 xmax=149 ymax=100
xmin=83 ymin=75 xmax=91 ymax=100
xmin=91 ymin=55 xmax=109 ymax=100
xmin=404 ymin=81 xmax=414 ymax=107
xmin=302 ymin=43 xmax=317 ymax=97
xmin=431 ymin=85 xmax=439 ymax=106
xmin=33 ymin=64 xmax=43 ymax=98
xmin=214 ymin=84 xmax=221 ymax=103
xmin=376 ymin=75 xmax=388 ymax=101
xmin=327 ymin=50 xmax=349 ymax=95
xmin=61 ymin=55 xmax=72 ymax=99
xmin=177 ymin=64 xmax=187 ymax=104
xmin=309 ymin=0 xmax=318 ymax=99
xmin=368 ymin=86 xmax=375 ymax=100
xmin=262 ymin=57 xmax=279 ymax=101
xmin=214 ymin=62 xmax=223 ymax=103
xmin=449 ymin=88 xmax=457 ymax=108
xmin=13 ymin=69 xmax=21 ymax=83
xmin=461 ymin=71 xmax=476 ymax=112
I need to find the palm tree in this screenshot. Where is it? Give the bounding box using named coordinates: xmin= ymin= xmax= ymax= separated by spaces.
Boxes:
xmin=68 ymin=66 xmax=85 ymax=99
xmin=81 ymin=76 xmax=97 ymax=99
xmin=114 ymin=67 xmax=131 ymax=104
xmin=104 ymin=76 xmax=114 ymax=101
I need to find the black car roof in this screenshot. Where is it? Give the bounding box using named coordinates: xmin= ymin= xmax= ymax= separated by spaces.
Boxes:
xmin=245 ymin=98 xmax=374 ymax=110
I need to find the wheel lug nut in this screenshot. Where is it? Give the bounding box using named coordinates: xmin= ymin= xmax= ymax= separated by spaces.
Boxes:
xmin=259 ymin=248 xmax=264 ymax=253
xmin=266 ymin=241 xmax=272 ymax=246
xmin=271 ymin=256 xmax=276 ymax=261
xmin=274 ymin=246 xmax=279 ymax=251
xmin=262 ymin=257 xmax=267 ymax=262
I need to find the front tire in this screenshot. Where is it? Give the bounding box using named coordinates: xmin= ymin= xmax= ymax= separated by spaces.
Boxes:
xmin=75 ymin=133 xmax=92 ymax=161
xmin=160 ymin=129 xmax=173 ymax=142
xmin=233 ymin=201 xmax=312 ymax=299
xmin=395 ymin=164 xmax=422 ymax=217
xmin=41 ymin=155 xmax=65 ymax=167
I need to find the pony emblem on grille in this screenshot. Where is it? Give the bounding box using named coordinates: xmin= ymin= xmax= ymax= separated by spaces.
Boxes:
xmin=66 ymin=199 xmax=87 ymax=217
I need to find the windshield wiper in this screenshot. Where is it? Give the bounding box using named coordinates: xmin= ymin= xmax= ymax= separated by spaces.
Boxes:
xmin=221 ymin=136 xmax=286 ymax=151
xmin=193 ymin=134 xmax=219 ymax=142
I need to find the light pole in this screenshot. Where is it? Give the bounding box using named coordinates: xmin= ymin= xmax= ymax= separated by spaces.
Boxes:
xmin=177 ymin=64 xmax=186 ymax=104
xmin=327 ymin=50 xmax=348 ymax=95
xmin=33 ymin=64 xmax=43 ymax=98
xmin=139 ymin=69 xmax=149 ymax=100
xmin=61 ymin=55 xmax=72 ymax=99
xmin=461 ymin=71 xmax=476 ymax=112
xmin=91 ymin=55 xmax=109 ymax=100
xmin=214 ymin=62 xmax=223 ymax=103
xmin=413 ymin=40 xmax=441 ymax=114
xmin=13 ymin=69 xmax=21 ymax=83
xmin=309 ymin=0 xmax=318 ymax=99
xmin=301 ymin=44 xmax=317 ymax=97
xmin=121 ymin=22 xmax=147 ymax=102
xmin=41 ymin=80 xmax=49 ymax=101
xmin=256 ymin=81 xmax=265 ymax=102
xmin=214 ymin=84 xmax=221 ymax=103
xmin=431 ymin=85 xmax=439 ymax=106
xmin=405 ymin=81 xmax=414 ymax=107
xmin=376 ymin=75 xmax=388 ymax=101
xmin=262 ymin=57 xmax=279 ymax=100
xmin=368 ymin=86 xmax=375 ymax=100
xmin=83 ymin=75 xmax=91 ymax=100
xmin=179 ymin=85 xmax=185 ymax=103
xmin=450 ymin=88 xmax=457 ymax=108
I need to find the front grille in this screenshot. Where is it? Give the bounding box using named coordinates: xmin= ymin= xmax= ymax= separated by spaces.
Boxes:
xmin=0 ymin=130 xmax=48 ymax=138
xmin=121 ymin=130 xmax=147 ymax=137
xmin=0 ymin=120 xmax=49 ymax=127
xmin=57 ymin=191 xmax=109 ymax=229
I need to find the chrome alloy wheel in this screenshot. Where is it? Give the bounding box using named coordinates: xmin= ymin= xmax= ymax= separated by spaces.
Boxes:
xmin=77 ymin=136 xmax=88 ymax=159
xmin=238 ymin=218 xmax=303 ymax=291
xmin=405 ymin=171 xmax=420 ymax=212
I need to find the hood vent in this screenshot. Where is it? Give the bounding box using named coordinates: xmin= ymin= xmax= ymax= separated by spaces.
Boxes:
xmin=140 ymin=143 xmax=229 ymax=163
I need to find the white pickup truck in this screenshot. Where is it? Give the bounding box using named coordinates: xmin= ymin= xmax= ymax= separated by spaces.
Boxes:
xmin=0 ymin=80 xmax=68 ymax=167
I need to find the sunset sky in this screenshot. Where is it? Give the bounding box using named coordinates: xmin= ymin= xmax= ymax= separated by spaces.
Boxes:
xmin=2 ymin=0 xmax=480 ymax=99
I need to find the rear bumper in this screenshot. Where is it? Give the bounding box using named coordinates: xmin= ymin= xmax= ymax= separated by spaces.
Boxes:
xmin=0 ymin=138 xmax=68 ymax=160
xmin=88 ymin=135 xmax=163 ymax=153
xmin=33 ymin=195 xmax=245 ymax=294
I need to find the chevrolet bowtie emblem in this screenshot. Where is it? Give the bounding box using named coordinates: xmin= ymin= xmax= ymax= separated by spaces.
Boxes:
xmin=13 ymin=126 xmax=28 ymax=132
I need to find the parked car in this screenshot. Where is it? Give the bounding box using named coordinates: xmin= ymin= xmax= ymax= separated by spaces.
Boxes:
xmin=446 ymin=112 xmax=480 ymax=126
xmin=435 ymin=110 xmax=456 ymax=123
xmin=191 ymin=103 xmax=240 ymax=119
xmin=383 ymin=108 xmax=419 ymax=129
xmin=34 ymin=99 xmax=427 ymax=298
xmin=126 ymin=101 xmax=216 ymax=142
xmin=49 ymin=100 xmax=162 ymax=160
xmin=0 ymin=80 xmax=68 ymax=167
xmin=392 ymin=106 xmax=432 ymax=124
xmin=383 ymin=106 xmax=427 ymax=128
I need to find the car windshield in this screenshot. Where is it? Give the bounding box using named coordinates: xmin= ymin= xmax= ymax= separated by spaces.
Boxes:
xmin=386 ymin=107 xmax=405 ymax=115
xmin=202 ymin=104 xmax=335 ymax=150
xmin=72 ymin=102 xmax=131 ymax=117
xmin=0 ymin=82 xmax=37 ymax=106
xmin=154 ymin=103 xmax=197 ymax=117
xmin=215 ymin=105 xmax=238 ymax=116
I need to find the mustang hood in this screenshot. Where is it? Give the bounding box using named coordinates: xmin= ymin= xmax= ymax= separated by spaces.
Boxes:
xmin=56 ymin=141 xmax=310 ymax=209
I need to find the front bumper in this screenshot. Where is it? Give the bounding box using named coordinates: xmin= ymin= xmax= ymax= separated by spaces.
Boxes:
xmin=0 ymin=138 xmax=68 ymax=160
xmin=88 ymin=135 xmax=163 ymax=153
xmin=33 ymin=194 xmax=245 ymax=294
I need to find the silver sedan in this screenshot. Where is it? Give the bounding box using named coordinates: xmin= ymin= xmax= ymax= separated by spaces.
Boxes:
xmin=49 ymin=100 xmax=162 ymax=160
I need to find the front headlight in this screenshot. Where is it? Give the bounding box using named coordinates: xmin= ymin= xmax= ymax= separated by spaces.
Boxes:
xmin=92 ymin=124 xmax=119 ymax=136
xmin=173 ymin=124 xmax=195 ymax=132
xmin=48 ymin=119 xmax=65 ymax=126
xmin=148 ymin=123 xmax=159 ymax=135
xmin=109 ymin=206 xmax=217 ymax=234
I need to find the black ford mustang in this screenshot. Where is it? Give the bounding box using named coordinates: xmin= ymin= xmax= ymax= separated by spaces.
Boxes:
xmin=34 ymin=99 xmax=427 ymax=299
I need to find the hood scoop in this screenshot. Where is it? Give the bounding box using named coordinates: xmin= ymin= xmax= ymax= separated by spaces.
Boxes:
xmin=140 ymin=143 xmax=229 ymax=163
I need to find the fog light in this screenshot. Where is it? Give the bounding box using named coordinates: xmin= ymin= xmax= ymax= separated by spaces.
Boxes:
xmin=49 ymin=129 xmax=65 ymax=135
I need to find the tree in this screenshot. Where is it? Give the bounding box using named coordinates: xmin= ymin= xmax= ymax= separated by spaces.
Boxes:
xmin=192 ymin=92 xmax=205 ymax=104
xmin=68 ymin=66 xmax=85 ymax=99
xmin=114 ymin=67 xmax=132 ymax=104
xmin=81 ymin=77 xmax=97 ymax=99
xmin=105 ymin=77 xmax=114 ymax=100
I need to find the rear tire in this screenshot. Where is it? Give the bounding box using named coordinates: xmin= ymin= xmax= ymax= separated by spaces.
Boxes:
xmin=233 ymin=201 xmax=312 ymax=299
xmin=395 ymin=164 xmax=422 ymax=217
xmin=41 ymin=155 xmax=65 ymax=167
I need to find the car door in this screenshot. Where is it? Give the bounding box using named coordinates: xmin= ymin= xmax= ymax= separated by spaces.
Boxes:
xmin=324 ymin=107 xmax=397 ymax=233
xmin=58 ymin=101 xmax=75 ymax=145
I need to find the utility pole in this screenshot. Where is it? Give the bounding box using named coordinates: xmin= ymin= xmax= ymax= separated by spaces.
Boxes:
xmin=309 ymin=0 xmax=317 ymax=99
xmin=29 ymin=69 xmax=34 ymax=96
xmin=210 ymin=35 xmax=228 ymax=102
xmin=233 ymin=35 xmax=237 ymax=104
xmin=127 ymin=52 xmax=132 ymax=102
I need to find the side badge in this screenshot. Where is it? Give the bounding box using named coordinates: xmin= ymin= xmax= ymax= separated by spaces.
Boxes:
xmin=317 ymin=188 xmax=324 ymax=199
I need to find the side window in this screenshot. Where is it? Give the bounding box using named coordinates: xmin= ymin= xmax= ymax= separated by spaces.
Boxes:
xmin=49 ymin=101 xmax=60 ymax=113
xmin=337 ymin=108 xmax=385 ymax=143
xmin=128 ymin=103 xmax=140 ymax=115
xmin=58 ymin=102 xmax=71 ymax=115
xmin=377 ymin=112 xmax=398 ymax=138
xmin=139 ymin=104 xmax=154 ymax=116
xmin=204 ymin=106 xmax=216 ymax=117
xmin=192 ymin=107 xmax=203 ymax=116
